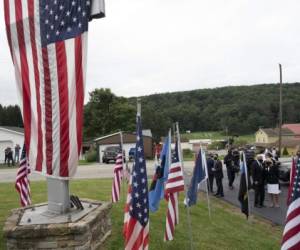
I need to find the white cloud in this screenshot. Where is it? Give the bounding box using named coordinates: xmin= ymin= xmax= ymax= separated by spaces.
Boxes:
xmin=1 ymin=0 xmax=300 ymax=105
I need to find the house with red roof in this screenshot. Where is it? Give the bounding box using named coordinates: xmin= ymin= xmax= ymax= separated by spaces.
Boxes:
xmin=282 ymin=124 xmax=300 ymax=138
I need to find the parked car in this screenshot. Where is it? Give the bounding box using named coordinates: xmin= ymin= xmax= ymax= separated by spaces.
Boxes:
xmin=278 ymin=160 xmax=291 ymax=183
xmin=102 ymin=146 xmax=121 ymax=164
xmin=129 ymin=147 xmax=135 ymax=161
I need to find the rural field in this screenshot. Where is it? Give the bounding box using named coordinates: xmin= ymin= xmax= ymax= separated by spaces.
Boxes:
xmin=0 ymin=179 xmax=282 ymax=250
xmin=181 ymin=131 xmax=255 ymax=144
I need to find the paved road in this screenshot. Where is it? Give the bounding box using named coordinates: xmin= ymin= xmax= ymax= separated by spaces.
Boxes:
xmin=0 ymin=160 xmax=288 ymax=225
xmin=203 ymin=172 xmax=288 ymax=226
xmin=0 ymin=161 xmax=195 ymax=183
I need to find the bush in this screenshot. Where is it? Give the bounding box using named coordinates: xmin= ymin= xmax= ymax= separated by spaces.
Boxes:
xmin=183 ymin=149 xmax=193 ymax=159
xmin=208 ymin=141 xmax=225 ymax=150
xmin=86 ymin=150 xmax=97 ymax=162
xmin=282 ymin=147 xmax=289 ymax=156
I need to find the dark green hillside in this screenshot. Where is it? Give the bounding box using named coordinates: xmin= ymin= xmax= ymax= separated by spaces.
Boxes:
xmin=2 ymin=83 xmax=300 ymax=141
xmin=128 ymin=83 xmax=300 ymax=139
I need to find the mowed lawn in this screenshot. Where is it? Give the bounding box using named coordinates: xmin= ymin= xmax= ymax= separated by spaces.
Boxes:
xmin=0 ymin=179 xmax=282 ymax=250
xmin=181 ymin=131 xmax=255 ymax=144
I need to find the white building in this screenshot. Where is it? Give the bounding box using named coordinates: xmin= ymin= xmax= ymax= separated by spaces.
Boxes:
xmin=0 ymin=126 xmax=24 ymax=163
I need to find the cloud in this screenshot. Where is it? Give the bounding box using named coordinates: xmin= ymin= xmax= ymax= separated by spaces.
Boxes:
xmin=1 ymin=0 xmax=300 ymax=105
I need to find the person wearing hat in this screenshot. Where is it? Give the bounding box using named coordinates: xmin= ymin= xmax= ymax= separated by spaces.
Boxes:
xmin=265 ymin=157 xmax=280 ymax=207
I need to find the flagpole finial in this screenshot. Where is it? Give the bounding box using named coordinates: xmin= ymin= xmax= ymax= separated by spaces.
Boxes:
xmin=137 ymin=98 xmax=141 ymax=116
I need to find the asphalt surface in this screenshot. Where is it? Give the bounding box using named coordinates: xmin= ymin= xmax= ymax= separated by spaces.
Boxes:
xmin=210 ymin=172 xmax=288 ymax=226
xmin=0 ymin=160 xmax=288 ymax=225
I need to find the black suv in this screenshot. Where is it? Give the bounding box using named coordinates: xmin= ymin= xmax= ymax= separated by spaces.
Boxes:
xmin=102 ymin=146 xmax=121 ymax=164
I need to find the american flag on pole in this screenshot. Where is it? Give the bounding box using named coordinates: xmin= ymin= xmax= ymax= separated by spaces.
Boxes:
xmin=123 ymin=114 xmax=149 ymax=250
xmin=164 ymin=139 xmax=185 ymax=241
xmin=4 ymin=0 xmax=104 ymax=178
xmin=281 ymin=157 xmax=300 ymax=250
xmin=111 ymin=153 xmax=123 ymax=203
xmin=15 ymin=144 xmax=31 ymax=207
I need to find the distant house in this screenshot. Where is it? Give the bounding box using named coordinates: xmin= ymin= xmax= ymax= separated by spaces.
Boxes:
xmin=255 ymin=128 xmax=294 ymax=144
xmin=255 ymin=127 xmax=300 ymax=154
xmin=282 ymin=124 xmax=300 ymax=138
xmin=0 ymin=126 xmax=24 ymax=163
xmin=94 ymin=131 xmax=153 ymax=162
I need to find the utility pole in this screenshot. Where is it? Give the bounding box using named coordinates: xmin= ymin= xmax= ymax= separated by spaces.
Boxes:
xmin=278 ymin=64 xmax=283 ymax=157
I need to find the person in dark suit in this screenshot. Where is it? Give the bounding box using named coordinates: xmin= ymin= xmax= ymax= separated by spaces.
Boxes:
xmin=212 ymin=154 xmax=224 ymax=197
xmin=206 ymin=154 xmax=215 ymax=193
xmin=251 ymin=155 xmax=266 ymax=208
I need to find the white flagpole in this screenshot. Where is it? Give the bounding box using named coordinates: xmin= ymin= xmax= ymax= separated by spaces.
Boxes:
xmin=201 ymin=148 xmax=211 ymax=220
xmin=243 ymin=152 xmax=251 ymax=220
xmin=176 ymin=122 xmax=194 ymax=250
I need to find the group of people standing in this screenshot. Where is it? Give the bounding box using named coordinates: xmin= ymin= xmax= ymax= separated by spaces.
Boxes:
xmin=251 ymin=152 xmax=281 ymax=208
xmin=206 ymin=147 xmax=283 ymax=208
xmin=207 ymin=154 xmax=224 ymax=197
xmin=4 ymin=144 xmax=21 ymax=166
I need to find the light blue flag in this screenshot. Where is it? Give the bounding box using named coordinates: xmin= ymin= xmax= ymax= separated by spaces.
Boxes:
xmin=148 ymin=131 xmax=171 ymax=212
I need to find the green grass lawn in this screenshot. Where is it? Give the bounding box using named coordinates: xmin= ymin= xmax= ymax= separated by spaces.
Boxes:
xmin=0 ymin=179 xmax=282 ymax=250
xmin=181 ymin=131 xmax=255 ymax=144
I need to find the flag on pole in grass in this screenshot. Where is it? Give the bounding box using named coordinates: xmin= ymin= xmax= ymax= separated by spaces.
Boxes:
xmin=185 ymin=149 xmax=207 ymax=207
xmin=164 ymin=139 xmax=185 ymax=241
xmin=238 ymin=153 xmax=249 ymax=218
xmin=15 ymin=144 xmax=31 ymax=207
xmin=4 ymin=0 xmax=104 ymax=179
xmin=149 ymin=132 xmax=171 ymax=212
xmin=281 ymin=157 xmax=300 ymax=250
xmin=123 ymin=115 xmax=149 ymax=250
xmin=287 ymin=157 xmax=296 ymax=205
xmin=111 ymin=153 xmax=123 ymax=203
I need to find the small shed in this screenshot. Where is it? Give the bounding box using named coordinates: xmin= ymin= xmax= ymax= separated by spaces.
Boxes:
xmin=0 ymin=126 xmax=24 ymax=163
xmin=94 ymin=131 xmax=153 ymax=162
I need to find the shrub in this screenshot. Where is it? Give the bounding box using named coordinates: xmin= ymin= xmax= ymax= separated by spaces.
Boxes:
xmin=208 ymin=141 xmax=225 ymax=150
xmin=183 ymin=148 xmax=193 ymax=159
xmin=86 ymin=150 xmax=97 ymax=162
xmin=282 ymin=147 xmax=289 ymax=156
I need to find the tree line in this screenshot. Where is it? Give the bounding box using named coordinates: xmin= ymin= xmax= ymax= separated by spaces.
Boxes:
xmin=2 ymin=83 xmax=300 ymax=141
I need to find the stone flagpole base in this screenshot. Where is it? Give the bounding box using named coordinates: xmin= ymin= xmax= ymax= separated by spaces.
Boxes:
xmin=3 ymin=199 xmax=112 ymax=250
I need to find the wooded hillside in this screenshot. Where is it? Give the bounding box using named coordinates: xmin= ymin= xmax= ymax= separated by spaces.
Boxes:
xmin=3 ymin=83 xmax=300 ymax=141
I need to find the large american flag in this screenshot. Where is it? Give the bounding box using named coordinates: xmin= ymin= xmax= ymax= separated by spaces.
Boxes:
xmin=15 ymin=144 xmax=31 ymax=207
xmin=164 ymin=139 xmax=185 ymax=241
xmin=111 ymin=153 xmax=123 ymax=203
xmin=281 ymin=157 xmax=300 ymax=250
xmin=4 ymin=0 xmax=104 ymax=178
xmin=123 ymin=115 xmax=149 ymax=250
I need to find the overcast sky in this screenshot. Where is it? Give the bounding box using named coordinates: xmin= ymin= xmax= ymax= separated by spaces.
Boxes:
xmin=1 ymin=0 xmax=300 ymax=105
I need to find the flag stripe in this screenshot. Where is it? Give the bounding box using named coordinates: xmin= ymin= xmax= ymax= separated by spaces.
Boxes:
xmin=41 ymin=46 xmax=53 ymax=175
xmin=28 ymin=0 xmax=43 ymax=172
xmin=56 ymin=41 xmax=69 ymax=177
xmin=75 ymin=36 xmax=84 ymax=155
xmin=15 ymin=0 xmax=32 ymax=157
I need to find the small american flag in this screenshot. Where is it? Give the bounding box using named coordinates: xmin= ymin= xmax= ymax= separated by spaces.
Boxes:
xmin=281 ymin=157 xmax=300 ymax=250
xmin=15 ymin=145 xmax=31 ymax=207
xmin=164 ymin=140 xmax=185 ymax=241
xmin=111 ymin=153 xmax=123 ymax=203
xmin=123 ymin=115 xmax=149 ymax=250
xmin=4 ymin=0 xmax=104 ymax=179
